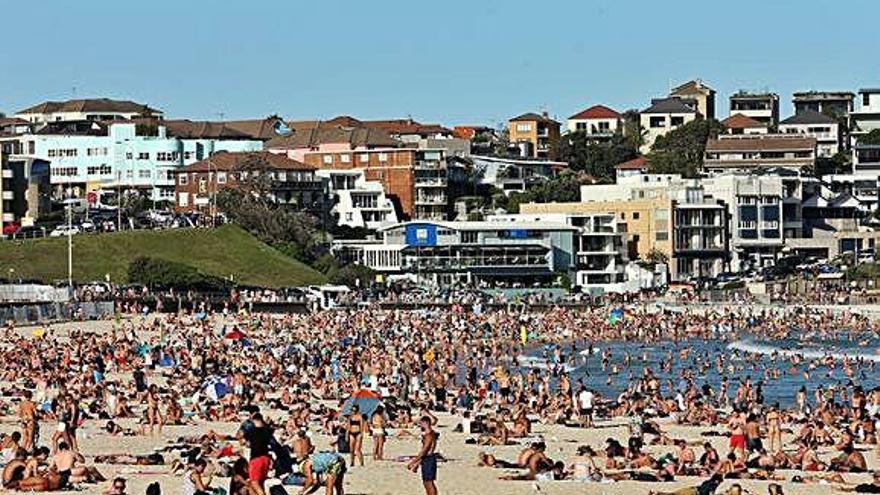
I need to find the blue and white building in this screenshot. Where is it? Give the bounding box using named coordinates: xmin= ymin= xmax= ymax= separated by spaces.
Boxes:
xmin=20 ymin=120 xmax=263 ymax=201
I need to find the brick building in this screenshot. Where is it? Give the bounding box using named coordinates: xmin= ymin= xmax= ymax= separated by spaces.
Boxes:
xmin=172 ymin=151 xmax=327 ymax=220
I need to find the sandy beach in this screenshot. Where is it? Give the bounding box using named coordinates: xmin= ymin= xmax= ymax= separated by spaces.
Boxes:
xmin=1 ymin=310 xmax=878 ymax=495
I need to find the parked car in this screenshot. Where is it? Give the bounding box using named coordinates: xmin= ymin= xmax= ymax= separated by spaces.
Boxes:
xmin=49 ymin=224 xmax=81 ymax=237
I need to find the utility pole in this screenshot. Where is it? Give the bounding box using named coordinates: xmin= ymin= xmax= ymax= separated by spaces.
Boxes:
xmin=67 ymin=188 xmax=73 ymax=288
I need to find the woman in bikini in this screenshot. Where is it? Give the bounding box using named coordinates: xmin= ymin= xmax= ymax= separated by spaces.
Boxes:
xmin=370 ymin=405 xmax=387 ymax=461
xmin=347 ymin=404 xmax=367 ymax=467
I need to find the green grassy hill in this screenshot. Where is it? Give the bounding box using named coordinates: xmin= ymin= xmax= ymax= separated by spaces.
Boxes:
xmin=0 ymin=225 xmax=326 ymax=288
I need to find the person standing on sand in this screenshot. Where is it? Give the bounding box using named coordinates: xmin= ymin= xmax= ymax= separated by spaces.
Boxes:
xmin=18 ymin=390 xmax=38 ymax=454
xmin=408 ymin=416 xmax=439 ymax=495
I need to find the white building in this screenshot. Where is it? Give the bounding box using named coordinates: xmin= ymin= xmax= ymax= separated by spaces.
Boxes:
xmin=15 ymin=98 xmax=163 ymax=125
xmin=851 ymin=88 xmax=880 ymax=143
xmin=778 ymin=111 xmax=840 ymax=158
xmin=316 ymin=169 xmax=398 ymax=230
xmin=19 ymin=121 xmax=263 ymax=201
xmin=729 ymin=91 xmax=779 ymax=127
xmin=639 ymin=97 xmax=699 ymax=153
xmin=566 ymin=105 xmax=623 ymax=138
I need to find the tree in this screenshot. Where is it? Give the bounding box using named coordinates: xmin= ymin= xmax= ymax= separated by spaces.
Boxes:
xmin=127 ymin=256 xmax=227 ymax=289
xmin=495 ymin=170 xmax=594 ymax=213
xmin=214 ymin=153 xmax=320 ymax=262
xmin=646 ymin=119 xmax=724 ymax=177
xmin=859 ymin=129 xmax=880 ymax=145
xmin=553 ymin=132 xmax=638 ymax=180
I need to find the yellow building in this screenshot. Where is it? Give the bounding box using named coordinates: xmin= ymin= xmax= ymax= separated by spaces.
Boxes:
xmin=519 ymin=197 xmax=673 ymax=261
xmin=508 ymin=112 xmax=560 ymax=159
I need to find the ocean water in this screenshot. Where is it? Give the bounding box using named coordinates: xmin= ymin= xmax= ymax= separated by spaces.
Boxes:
xmin=521 ymin=332 xmax=880 ymax=409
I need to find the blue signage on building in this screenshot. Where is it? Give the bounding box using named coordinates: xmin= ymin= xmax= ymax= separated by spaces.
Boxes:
xmin=405 ymin=224 xmax=438 ymax=246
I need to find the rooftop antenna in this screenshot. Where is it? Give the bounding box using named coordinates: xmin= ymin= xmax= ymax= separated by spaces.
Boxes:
xmin=71 ymin=86 xmax=77 ymax=99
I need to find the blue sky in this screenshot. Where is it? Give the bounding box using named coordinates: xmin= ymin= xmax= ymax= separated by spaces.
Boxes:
xmin=1 ymin=0 xmax=878 ymax=127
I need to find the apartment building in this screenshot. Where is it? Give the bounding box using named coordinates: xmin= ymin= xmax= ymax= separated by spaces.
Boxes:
xmin=792 ymin=91 xmax=854 ymax=117
xmin=701 ymin=174 xmax=786 ymax=270
xmin=19 ymin=120 xmax=264 ymax=201
xmin=15 ymin=98 xmax=163 ymax=124
xmin=703 ymin=134 xmax=817 ymax=173
xmin=778 ymin=111 xmax=840 ymax=158
xmin=729 ymin=91 xmax=779 ymax=127
xmin=670 ymin=187 xmax=728 ymax=280
xmin=566 ymin=105 xmax=623 ymax=139
xmin=171 ymin=151 xmax=327 ymax=219
xmin=669 ymin=79 xmax=716 ymax=120
xmin=316 ymin=169 xmax=398 ymax=230
xmin=639 ymin=97 xmax=699 ymax=153
xmin=0 ymin=151 xmax=51 ymax=230
xmin=469 ymin=155 xmax=564 ymax=195
xmin=851 ymin=88 xmax=880 ymax=142
xmin=298 ymin=147 xmax=449 ymax=221
xmin=519 ymin=195 xmax=674 ymax=263
xmin=508 ymin=112 xmax=561 ymax=159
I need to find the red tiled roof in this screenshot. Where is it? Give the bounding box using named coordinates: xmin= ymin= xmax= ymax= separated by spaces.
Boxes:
xmin=568 ymin=105 xmax=621 ymax=120
xmin=178 ymin=151 xmax=315 ymax=173
xmin=615 ymin=157 xmax=647 ymax=170
xmin=721 ymin=113 xmax=767 ymax=129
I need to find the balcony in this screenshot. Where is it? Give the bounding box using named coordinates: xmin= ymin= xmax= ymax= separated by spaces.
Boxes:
xmin=415 ymin=197 xmax=446 ymax=205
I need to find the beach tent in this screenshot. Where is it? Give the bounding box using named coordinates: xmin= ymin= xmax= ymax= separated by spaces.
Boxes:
xmin=225 ymin=330 xmax=247 ymax=340
xmin=341 ymin=388 xmax=383 ymax=416
xmin=201 ymin=376 xmax=230 ymax=401
xmin=608 ymin=307 xmax=624 ymax=325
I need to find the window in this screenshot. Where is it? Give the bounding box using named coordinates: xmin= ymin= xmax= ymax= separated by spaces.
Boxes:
xmin=156 ymin=152 xmax=178 ymax=162
xmin=86 ymin=147 xmax=107 ymax=156
xmin=649 ymin=116 xmax=665 ymax=128
xmin=865 ymin=93 xmax=871 ymax=106
xmin=597 ymin=121 xmax=610 ymax=132
xmin=183 ymin=151 xmax=194 ymax=160
xmin=656 ymin=231 xmax=669 ymax=241
xmin=378 ymin=153 xmax=388 ymax=162
xmin=217 ymin=171 xmax=227 ymax=184
xmin=515 ymin=123 xmax=532 ymax=132
xmin=670 ymin=116 xmax=684 ymax=127
xmin=633 ymin=212 xmax=640 ymax=220
xmin=575 ymin=122 xmax=586 ymax=131
xmin=138 ymin=170 xmax=151 ymax=179
xmin=178 ymin=192 xmax=189 ymax=207
xmin=461 ymin=231 xmax=478 ymax=243
xmin=125 ymin=152 xmax=133 ymax=160
xmin=323 ymin=154 xmax=333 ymax=164
xmin=739 ymin=220 xmax=757 ymax=229
xmin=179 ymin=174 xmax=188 ymax=185
xmin=620 ymin=212 xmax=626 ymax=220
xmin=359 ymin=154 xmax=369 ymax=163
xmin=341 ymin=154 xmax=351 ymax=163
xmin=138 ymin=152 xmax=149 ymax=160
xmin=86 ymin=165 xmax=112 ymax=175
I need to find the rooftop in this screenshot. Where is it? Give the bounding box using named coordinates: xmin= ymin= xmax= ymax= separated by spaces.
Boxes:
xmin=509 ymin=112 xmax=559 ymax=124
xmin=722 ymin=114 xmax=768 ymax=129
xmin=568 ymin=105 xmax=621 ymax=120
xmin=381 ymin=220 xmax=577 ymax=232
xmin=779 ymin=110 xmax=837 ymax=126
xmin=792 ymin=91 xmax=855 ymax=101
xmin=267 ymin=125 xmax=399 ymax=149
xmin=178 ymin=151 xmax=316 ymax=173
xmin=706 ymin=135 xmax=817 ymax=152
xmin=614 ymin=157 xmax=647 ymax=170
xmin=670 ymin=79 xmax=715 ymax=95
xmin=16 ymin=98 xmax=162 ymax=116
xmin=642 ymin=97 xmax=697 ymax=114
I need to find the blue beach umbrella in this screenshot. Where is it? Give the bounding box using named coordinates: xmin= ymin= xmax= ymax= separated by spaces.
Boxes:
xmin=341 ymin=389 xmax=383 ymax=417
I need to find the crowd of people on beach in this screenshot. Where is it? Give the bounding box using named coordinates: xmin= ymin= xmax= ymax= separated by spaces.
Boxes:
xmin=0 ymin=301 xmax=879 ymax=495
